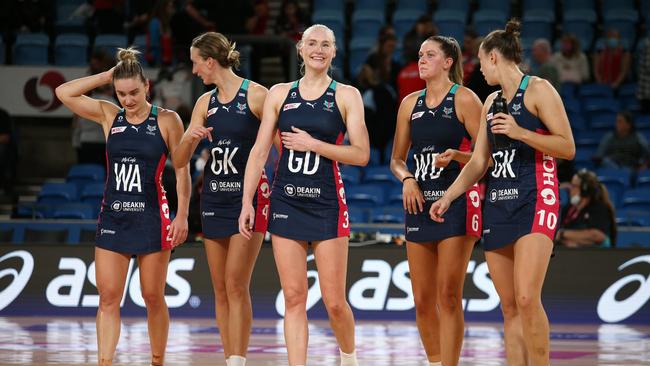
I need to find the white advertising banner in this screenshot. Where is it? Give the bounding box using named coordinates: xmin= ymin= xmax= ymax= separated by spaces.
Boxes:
xmin=0 ymin=66 xmax=159 ymax=117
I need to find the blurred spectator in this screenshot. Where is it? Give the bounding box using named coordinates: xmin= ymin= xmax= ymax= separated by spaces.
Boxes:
xmin=0 ymin=107 xmax=17 ymax=195
xmin=124 ymin=0 xmax=156 ymax=38
xmin=246 ymin=0 xmax=269 ymax=35
xmin=71 ymin=50 xmax=115 ymax=168
xmin=275 ymin=0 xmax=306 ymax=42
xmin=93 ymin=0 xmax=125 ymax=34
xmin=556 ymin=169 xmax=617 ymax=248
xmin=593 ymin=28 xmax=631 ymax=89
xmin=153 ymin=64 xmax=193 ymax=111
xmin=530 ymin=38 xmax=559 ymax=90
xmin=357 ymin=33 xmax=400 ymax=90
xmin=550 ymin=34 xmax=590 ymax=84
xmin=397 ymin=45 xmax=425 ymax=103
xmin=466 ymin=37 xmax=499 ymax=102
xmin=5 ymin=0 xmax=53 ymax=34
xmin=594 ymin=112 xmax=650 ymax=170
xmin=146 ymin=0 xmax=175 ymax=66
xmin=462 ymin=29 xmax=479 ymax=85
xmin=637 ymin=38 xmax=650 ymax=113
xmin=402 ymin=15 xmax=437 ymax=66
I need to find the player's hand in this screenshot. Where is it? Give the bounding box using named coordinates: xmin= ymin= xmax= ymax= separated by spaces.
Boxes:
xmin=169 ymin=215 xmax=188 ymax=247
xmin=435 ymin=148 xmax=456 ymax=168
xmin=429 ymin=196 xmax=451 ymax=223
xmin=188 ymin=126 xmax=214 ymax=143
xmin=281 ymin=126 xmax=315 ymax=152
xmin=238 ymin=203 xmax=255 ymax=240
xmin=403 ymin=178 xmax=425 ymax=214
xmin=490 ymin=112 xmax=525 ymax=140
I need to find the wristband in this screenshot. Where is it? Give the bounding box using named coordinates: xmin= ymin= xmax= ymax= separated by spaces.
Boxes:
xmin=402 ymin=176 xmax=416 ymax=183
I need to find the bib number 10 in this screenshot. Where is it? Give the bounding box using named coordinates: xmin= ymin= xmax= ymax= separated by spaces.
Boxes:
xmin=536 ymin=209 xmax=557 ymax=230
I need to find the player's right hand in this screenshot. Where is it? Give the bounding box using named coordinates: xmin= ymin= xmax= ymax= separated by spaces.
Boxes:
xmin=189 ymin=126 xmax=214 ymax=143
xmin=429 ymin=196 xmax=450 ymax=223
xmin=238 ymin=203 xmax=255 ymax=240
xmin=403 ymin=178 xmax=425 ymax=215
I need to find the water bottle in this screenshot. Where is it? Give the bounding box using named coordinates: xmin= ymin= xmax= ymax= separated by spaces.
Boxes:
xmin=490 ymin=91 xmax=514 ymax=150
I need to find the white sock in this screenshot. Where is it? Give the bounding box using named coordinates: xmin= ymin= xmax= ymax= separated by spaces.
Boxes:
xmin=229 ymin=355 xmax=246 ymax=366
xmin=340 ymin=349 xmax=358 ymax=366
xmin=429 ymin=362 xmax=442 ymax=366
xmin=225 ymin=357 xmax=230 ymax=366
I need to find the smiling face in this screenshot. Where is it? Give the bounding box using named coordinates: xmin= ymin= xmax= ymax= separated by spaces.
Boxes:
xmin=418 ymin=40 xmax=451 ymax=80
xmin=114 ymin=77 xmax=148 ymax=112
xmin=298 ymin=25 xmax=336 ymax=73
xmin=190 ymin=46 xmax=214 ymax=85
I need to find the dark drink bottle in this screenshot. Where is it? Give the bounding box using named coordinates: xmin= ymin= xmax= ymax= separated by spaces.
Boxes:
xmin=490 ymin=91 xmax=514 ymax=149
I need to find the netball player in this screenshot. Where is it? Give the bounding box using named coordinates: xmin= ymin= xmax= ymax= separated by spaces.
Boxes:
xmin=390 ymin=35 xmax=483 ymax=366
xmin=55 ymin=48 xmax=190 ymax=366
xmin=238 ymin=24 xmax=369 ymax=366
xmin=174 ymin=32 xmax=270 ymax=366
xmin=430 ymin=20 xmax=575 ymax=365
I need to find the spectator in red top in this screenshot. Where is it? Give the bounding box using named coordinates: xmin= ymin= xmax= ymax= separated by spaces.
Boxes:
xmin=246 ymin=0 xmax=269 ymax=35
xmin=275 ymin=0 xmax=306 ymax=42
xmin=397 ymin=47 xmax=425 ymax=102
xmin=593 ymin=28 xmax=631 ymax=89
xmin=462 ymin=29 xmax=479 ymax=85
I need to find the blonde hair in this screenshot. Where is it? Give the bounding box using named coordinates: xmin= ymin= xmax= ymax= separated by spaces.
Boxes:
xmin=191 ymin=32 xmax=240 ymax=69
xmin=296 ymin=24 xmax=337 ymax=75
xmin=113 ymin=47 xmax=146 ymax=82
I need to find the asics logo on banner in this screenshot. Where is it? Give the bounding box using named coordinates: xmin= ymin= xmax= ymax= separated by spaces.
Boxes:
xmin=146 ymin=125 xmax=157 ymax=136
xmin=442 ymin=107 xmax=453 ymax=118
xmin=114 ymin=162 xmax=142 ymax=192
xmin=111 ymin=126 xmax=127 ymax=134
xmin=411 ymin=111 xmax=424 ymax=120
xmin=210 ymin=146 xmax=238 ymax=175
xmin=283 ymin=103 xmax=301 ymax=111
xmin=598 ymin=255 xmax=650 ymax=322
xmin=0 ymin=251 xmax=34 ymax=311
xmin=130 ymin=125 xmax=140 ymax=132
xmin=306 ymin=102 xmax=316 ymax=109
xmin=491 ymin=149 xmax=517 ymax=178
xmin=414 ymin=152 xmax=444 ymax=181
xmin=207 ymin=107 xmax=218 ymax=117
xmin=288 ymin=150 xmax=320 ymax=175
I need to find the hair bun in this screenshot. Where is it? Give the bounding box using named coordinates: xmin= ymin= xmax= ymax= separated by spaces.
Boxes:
xmin=117 ymin=47 xmax=141 ymax=63
xmin=504 ymin=19 xmax=521 ymax=36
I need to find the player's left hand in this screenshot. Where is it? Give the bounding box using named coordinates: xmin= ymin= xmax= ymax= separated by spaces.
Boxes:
xmin=169 ymin=215 xmax=188 ymax=247
xmin=490 ymin=112 xmax=525 ymax=140
xmin=281 ymin=126 xmax=315 ymax=152
xmin=435 ymin=148 xmax=456 ymax=168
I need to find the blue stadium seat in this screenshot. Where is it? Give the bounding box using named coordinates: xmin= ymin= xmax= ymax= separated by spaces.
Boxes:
xmin=476 ymin=0 xmax=510 ymax=15
xmin=563 ymin=12 xmax=596 ymax=50
xmin=13 ymin=33 xmax=49 ymax=65
xmin=393 ymin=9 xmax=422 ymax=40
xmin=521 ymin=17 xmax=554 ymax=41
xmin=436 ymin=0 xmax=470 ymax=13
xmin=636 ymin=170 xmax=650 ymax=189
xmin=346 ymin=184 xmax=386 ymax=207
xmin=93 ymin=34 xmax=127 ymax=57
xmin=522 ymin=0 xmax=555 ymax=19
xmin=574 ymin=147 xmax=596 ymax=170
xmin=589 ymin=113 xmax=617 ymax=130
xmin=53 ymin=203 xmax=96 ymax=220
xmin=574 ymin=129 xmax=605 ymax=148
xmin=80 ymin=182 xmax=105 ymax=217
xmin=313 ymin=0 xmax=345 ymax=13
xmin=473 ymin=11 xmax=508 ymax=37
xmin=564 ymin=0 xmax=595 ymax=12
xmin=582 ymin=97 xmax=619 ymax=123
xmin=387 ymin=186 xmax=404 ymax=207
xmin=370 ymin=207 xmax=404 ymax=223
xmin=349 ymin=37 xmax=374 ymax=77
xmin=352 ymin=10 xmax=385 ymax=40
xmin=394 ymin=0 xmax=428 ymax=13
xmin=369 ymin=147 xmax=382 ymax=166
xmin=642 ymin=1 xmax=650 ymax=21
xmin=38 ymin=183 xmax=79 ymax=206
xmin=312 ymin=11 xmax=346 ymax=52
xmin=434 ymin=11 xmax=466 ymax=43
xmin=363 ymin=166 xmax=396 ymax=184
xmin=348 ymin=207 xmax=368 ymax=224
xmin=597 ymin=168 xmax=631 ymax=207
xmin=617 ymin=230 xmax=650 ymax=248
xmin=568 ymin=113 xmax=587 ymax=132
xmin=67 ymin=164 xmax=105 ymax=192
xmin=559 ymin=188 xmax=569 ymax=207
xmin=355 ymin=0 xmax=387 ymax=12
xmin=340 ymin=165 xmax=362 ymax=185
xmin=636 ymin=115 xmax=650 ymax=129
xmin=54 ymin=33 xmax=88 ymax=66
xmin=55 ymin=1 xmax=86 ymax=33
xmin=602 ymin=0 xmax=636 ymax=12
xmin=563 ymin=98 xmax=581 ymax=114
xmin=560 ymin=82 xmax=578 ymax=99
xmin=604 ymin=10 xmax=639 ymax=46
xmin=616 ymin=209 xmax=650 ymax=226
xmin=622 ymin=188 xmax=650 ymax=212
xmin=579 ymin=83 xmax=614 ymax=99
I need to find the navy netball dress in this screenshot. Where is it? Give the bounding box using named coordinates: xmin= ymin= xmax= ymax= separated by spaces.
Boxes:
xmin=201 ymin=79 xmax=270 ymax=238
xmin=483 ymin=75 xmax=560 ymax=250
xmin=405 ymin=84 xmax=482 ymax=242
xmin=268 ymin=79 xmax=349 ymax=241
xmin=96 ymin=105 xmax=173 ymax=254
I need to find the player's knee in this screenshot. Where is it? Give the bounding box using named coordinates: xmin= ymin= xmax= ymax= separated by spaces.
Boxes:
xmin=323 ymin=298 xmax=348 ymax=319
xmin=225 ymin=279 xmax=249 ymax=302
xmin=98 ymin=287 xmax=123 ymax=310
xmin=515 ymin=293 xmax=538 ymax=312
xmin=413 ymin=290 xmax=436 ymax=317
xmin=437 ymin=287 xmax=461 ymax=314
xmin=500 ymin=299 xmax=519 ymax=319
xmin=283 ymin=286 xmax=307 ymax=311
xmin=141 ymin=289 xmax=165 ymax=309
xmin=212 ymin=281 xmax=228 ymax=303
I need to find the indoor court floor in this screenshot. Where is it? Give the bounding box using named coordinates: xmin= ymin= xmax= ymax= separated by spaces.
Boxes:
xmin=0 ymin=317 xmax=648 ymax=365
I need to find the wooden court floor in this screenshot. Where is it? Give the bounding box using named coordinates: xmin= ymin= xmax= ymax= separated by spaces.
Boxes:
xmin=0 ymin=317 xmax=648 ymax=365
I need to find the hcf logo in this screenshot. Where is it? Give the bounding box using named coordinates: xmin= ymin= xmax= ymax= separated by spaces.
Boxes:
xmin=0 ymin=250 xmax=35 ymax=311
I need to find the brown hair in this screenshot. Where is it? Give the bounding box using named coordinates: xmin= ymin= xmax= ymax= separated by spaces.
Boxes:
xmin=576 ymin=169 xmax=618 ymax=246
xmin=113 ymin=47 xmax=146 ymax=82
xmin=191 ymin=32 xmax=240 ymax=69
xmin=481 ymin=19 xmax=523 ymax=64
xmin=425 ymin=35 xmax=463 ymax=85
